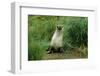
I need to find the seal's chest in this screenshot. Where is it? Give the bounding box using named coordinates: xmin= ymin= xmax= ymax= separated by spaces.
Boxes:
xmin=51 ymin=31 xmax=63 ymax=47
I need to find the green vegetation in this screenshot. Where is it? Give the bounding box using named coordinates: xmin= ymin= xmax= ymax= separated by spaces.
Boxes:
xmin=28 ymin=15 xmax=88 ymax=60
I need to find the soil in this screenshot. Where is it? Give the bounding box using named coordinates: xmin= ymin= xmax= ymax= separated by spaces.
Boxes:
xmin=43 ymin=50 xmax=87 ymax=60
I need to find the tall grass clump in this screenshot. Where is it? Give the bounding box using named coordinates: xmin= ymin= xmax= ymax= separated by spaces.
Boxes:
xmin=28 ymin=41 xmax=47 ymax=60
xmin=28 ymin=15 xmax=58 ymax=60
xmin=63 ymin=17 xmax=88 ymax=49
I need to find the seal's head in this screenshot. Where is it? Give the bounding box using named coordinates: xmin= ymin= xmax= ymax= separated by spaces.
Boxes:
xmin=56 ymin=25 xmax=63 ymax=31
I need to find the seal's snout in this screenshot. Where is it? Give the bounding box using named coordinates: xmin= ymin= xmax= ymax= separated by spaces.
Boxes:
xmin=57 ymin=25 xmax=63 ymax=31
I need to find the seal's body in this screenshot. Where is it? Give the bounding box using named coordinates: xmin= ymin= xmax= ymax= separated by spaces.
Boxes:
xmin=47 ymin=25 xmax=64 ymax=54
